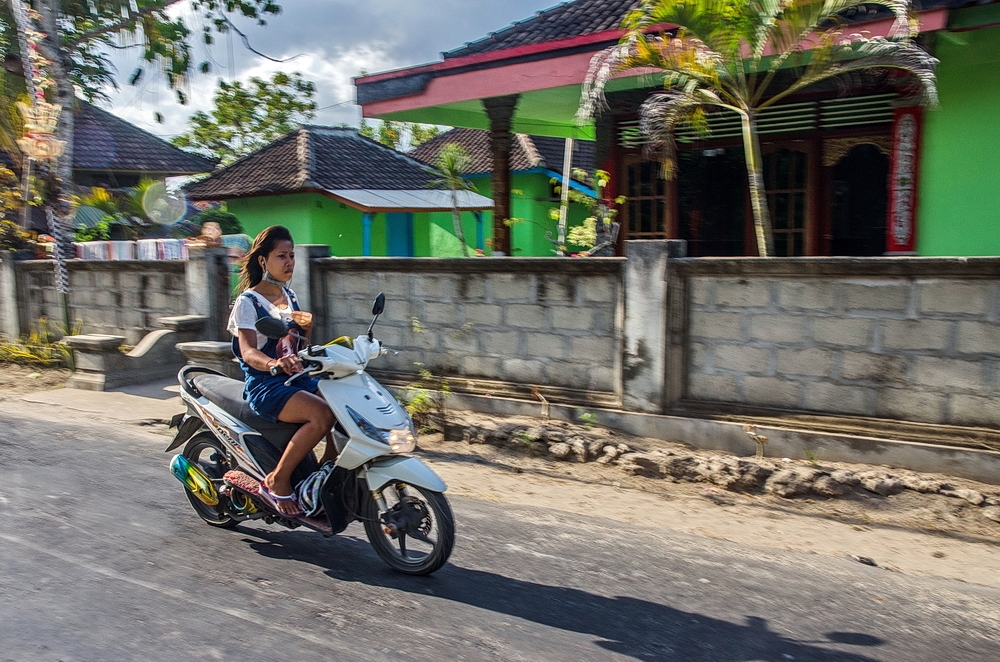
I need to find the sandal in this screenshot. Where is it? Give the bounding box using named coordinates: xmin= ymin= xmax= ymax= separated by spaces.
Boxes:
xmin=258 ymin=483 xmax=304 ymax=517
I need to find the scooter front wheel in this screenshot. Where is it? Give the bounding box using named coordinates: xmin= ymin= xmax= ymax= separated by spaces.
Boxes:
xmin=182 ymin=432 xmax=238 ymax=529
xmin=362 ymin=483 xmax=454 ymax=576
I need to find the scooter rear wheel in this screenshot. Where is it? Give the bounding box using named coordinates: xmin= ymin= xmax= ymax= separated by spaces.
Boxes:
xmin=362 ymin=483 xmax=454 ymax=576
xmin=182 ymin=432 xmax=238 ymax=529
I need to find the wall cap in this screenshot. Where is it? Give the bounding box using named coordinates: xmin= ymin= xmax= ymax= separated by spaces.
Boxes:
xmin=314 ymin=256 xmax=625 ymax=275
xmin=62 ymin=334 xmax=125 ymax=351
xmin=671 ymin=256 xmax=1000 ymax=279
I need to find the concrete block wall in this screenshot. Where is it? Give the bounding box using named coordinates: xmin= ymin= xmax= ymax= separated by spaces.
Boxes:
xmin=675 ymin=258 xmax=1000 ymax=427
xmin=313 ymin=257 xmax=624 ymax=404
xmin=15 ymin=261 xmax=188 ymax=344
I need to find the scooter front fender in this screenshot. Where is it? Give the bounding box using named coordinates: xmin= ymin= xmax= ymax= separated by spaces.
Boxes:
xmin=363 ymin=456 xmax=447 ymax=494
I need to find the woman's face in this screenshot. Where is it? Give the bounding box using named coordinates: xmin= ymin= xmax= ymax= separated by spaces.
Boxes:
xmin=263 ymin=239 xmax=295 ymax=281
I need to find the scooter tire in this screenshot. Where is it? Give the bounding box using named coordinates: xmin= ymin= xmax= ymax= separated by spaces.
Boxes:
xmin=362 ymin=485 xmax=455 ymax=576
xmin=182 ymin=432 xmax=238 ymax=529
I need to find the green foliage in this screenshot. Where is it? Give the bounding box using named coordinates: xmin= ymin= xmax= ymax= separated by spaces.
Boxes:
xmin=0 ymin=317 xmax=80 ymax=367
xmin=401 ymin=367 xmax=452 ymax=434
xmin=1 ymin=2 xmax=283 ymax=106
xmin=0 ymin=219 xmax=33 ymax=250
xmin=576 ymin=408 xmax=598 ymax=430
xmin=359 ymin=119 xmax=445 ymax=151
xmin=804 ymin=449 xmax=819 ymax=466
xmin=561 ymin=169 xmax=623 ymax=255
xmin=580 ymin=0 xmax=939 ymax=257
xmin=172 ymin=71 xmax=316 ymax=164
xmin=188 ymin=208 xmax=243 ymax=235
xmin=0 ymin=72 xmax=27 ymax=168
xmin=0 ymin=166 xmax=23 ymax=217
xmin=73 ymin=217 xmax=113 ymax=242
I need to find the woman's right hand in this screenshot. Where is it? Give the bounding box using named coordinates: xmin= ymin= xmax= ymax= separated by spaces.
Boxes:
xmin=269 ymin=354 xmax=303 ymax=376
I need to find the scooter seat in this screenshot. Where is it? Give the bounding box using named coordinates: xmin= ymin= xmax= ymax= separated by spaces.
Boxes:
xmin=192 ymin=374 xmax=302 ymax=450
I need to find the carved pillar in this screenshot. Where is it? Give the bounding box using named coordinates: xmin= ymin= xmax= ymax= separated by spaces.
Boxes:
xmin=484 ymin=95 xmax=519 ymax=255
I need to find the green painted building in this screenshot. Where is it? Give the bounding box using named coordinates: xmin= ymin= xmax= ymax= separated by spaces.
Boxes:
xmin=358 ymin=0 xmax=1000 ymax=258
xmin=185 ymin=126 xmax=493 ymax=257
xmin=918 ymin=6 xmax=1000 ymax=256
xmin=411 ymin=129 xmax=597 ymax=257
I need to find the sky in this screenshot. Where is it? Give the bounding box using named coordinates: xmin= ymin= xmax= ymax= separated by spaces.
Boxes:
xmin=103 ymin=0 xmax=557 ymax=143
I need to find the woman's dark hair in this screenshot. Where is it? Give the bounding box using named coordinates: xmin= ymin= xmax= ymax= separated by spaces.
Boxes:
xmin=237 ymin=225 xmax=294 ymax=292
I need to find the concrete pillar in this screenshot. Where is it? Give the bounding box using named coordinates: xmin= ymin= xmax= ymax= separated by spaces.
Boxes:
xmin=0 ymin=253 xmax=19 ymax=339
xmin=291 ymin=244 xmax=330 ymax=316
xmin=185 ymin=247 xmax=229 ymax=340
xmin=484 ymin=94 xmax=519 ymax=255
xmin=622 ymin=239 xmax=687 ymax=413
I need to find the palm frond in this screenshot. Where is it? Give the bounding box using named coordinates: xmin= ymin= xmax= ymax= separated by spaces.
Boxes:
xmin=765 ymin=34 xmax=938 ymax=108
xmin=639 ymin=89 xmax=717 ymax=179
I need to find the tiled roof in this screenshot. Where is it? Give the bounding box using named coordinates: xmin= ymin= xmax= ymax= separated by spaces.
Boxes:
xmin=444 ymin=0 xmax=639 ymax=59
xmin=185 ymin=126 xmax=438 ymax=200
xmin=1 ymin=100 xmax=216 ymax=176
xmin=73 ymin=102 xmax=216 ymax=174
xmin=443 ymin=0 xmax=985 ymax=59
xmin=410 ymin=128 xmax=595 ymax=178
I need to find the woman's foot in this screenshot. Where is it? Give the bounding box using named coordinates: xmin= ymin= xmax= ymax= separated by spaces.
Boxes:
xmin=261 ymin=476 xmax=302 ymax=516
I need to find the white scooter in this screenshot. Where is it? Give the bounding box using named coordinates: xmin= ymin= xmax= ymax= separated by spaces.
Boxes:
xmin=165 ymin=293 xmax=454 ymax=576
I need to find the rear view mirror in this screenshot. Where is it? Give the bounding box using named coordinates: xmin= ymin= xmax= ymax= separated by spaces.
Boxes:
xmin=255 ymin=317 xmax=289 ymax=340
xmin=372 ymin=292 xmax=385 ymax=316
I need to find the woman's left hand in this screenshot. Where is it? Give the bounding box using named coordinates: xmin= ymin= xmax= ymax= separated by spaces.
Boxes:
xmin=291 ymin=310 xmax=313 ymax=336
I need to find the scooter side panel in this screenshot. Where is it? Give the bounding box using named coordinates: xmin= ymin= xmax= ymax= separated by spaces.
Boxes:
xmin=363 ymin=456 xmax=447 ymax=493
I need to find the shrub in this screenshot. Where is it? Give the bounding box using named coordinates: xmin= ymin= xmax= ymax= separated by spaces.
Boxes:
xmin=0 ymin=220 xmax=34 ymax=251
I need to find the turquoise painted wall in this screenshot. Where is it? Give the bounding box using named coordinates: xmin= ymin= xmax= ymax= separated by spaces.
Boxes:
xmin=224 ymin=175 xmax=590 ymax=257
xmin=919 ymin=22 xmax=1000 ymax=256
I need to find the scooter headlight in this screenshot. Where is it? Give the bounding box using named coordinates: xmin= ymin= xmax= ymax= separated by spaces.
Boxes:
xmin=387 ymin=428 xmax=416 ymax=454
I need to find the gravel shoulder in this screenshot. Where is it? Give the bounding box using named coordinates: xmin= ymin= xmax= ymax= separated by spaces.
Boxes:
xmin=419 ymin=409 xmax=1000 ymax=588
xmin=0 ymin=364 xmax=70 ymax=397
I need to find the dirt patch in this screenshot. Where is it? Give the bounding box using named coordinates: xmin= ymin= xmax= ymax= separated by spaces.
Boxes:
xmin=417 ymin=410 xmax=1000 ymax=587
xmin=0 ymin=365 xmax=71 ymax=397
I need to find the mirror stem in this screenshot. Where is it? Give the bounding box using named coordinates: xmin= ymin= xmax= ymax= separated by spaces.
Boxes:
xmin=367 ymin=313 xmax=380 ymax=341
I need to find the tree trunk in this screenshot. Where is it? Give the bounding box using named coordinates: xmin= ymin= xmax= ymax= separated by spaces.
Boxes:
xmin=451 ymin=190 xmax=469 ymax=257
xmin=740 ymin=110 xmax=774 ymax=257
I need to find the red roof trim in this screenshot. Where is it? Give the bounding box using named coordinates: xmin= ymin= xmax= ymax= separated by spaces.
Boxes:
xmin=356 ymin=9 xmax=948 ymax=90
xmin=356 ymin=28 xmax=629 ymax=86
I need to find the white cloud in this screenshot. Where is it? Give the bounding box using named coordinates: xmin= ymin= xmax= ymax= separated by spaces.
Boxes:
xmin=96 ymin=0 xmax=550 ymax=141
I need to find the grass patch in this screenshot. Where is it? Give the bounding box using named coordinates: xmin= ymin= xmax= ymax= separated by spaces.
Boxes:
xmin=0 ymin=317 xmax=77 ymax=367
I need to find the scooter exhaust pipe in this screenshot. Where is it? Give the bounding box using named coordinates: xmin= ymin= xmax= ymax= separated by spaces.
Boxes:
xmin=170 ymin=454 xmax=220 ymax=506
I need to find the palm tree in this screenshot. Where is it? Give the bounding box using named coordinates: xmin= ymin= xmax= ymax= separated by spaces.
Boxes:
xmin=578 ymin=0 xmax=938 ymax=257
xmin=429 ymin=143 xmax=475 ymax=257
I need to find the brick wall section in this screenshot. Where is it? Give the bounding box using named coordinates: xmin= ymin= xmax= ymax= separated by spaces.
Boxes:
xmin=16 ymin=261 xmax=188 ymax=344
xmin=675 ymin=258 xmax=1000 ymax=427
xmin=313 ymin=258 xmax=624 ymax=403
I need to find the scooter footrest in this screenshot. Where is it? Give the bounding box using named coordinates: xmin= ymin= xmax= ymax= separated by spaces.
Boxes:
xmin=299 ymin=516 xmax=333 ymax=534
xmin=224 ymin=470 xmax=261 ymax=495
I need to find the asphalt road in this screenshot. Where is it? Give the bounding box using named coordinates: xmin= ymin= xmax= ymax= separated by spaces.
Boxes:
xmin=1 ymin=409 xmax=999 ymax=662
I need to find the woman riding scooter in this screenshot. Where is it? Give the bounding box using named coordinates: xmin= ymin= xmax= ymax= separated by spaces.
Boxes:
xmin=227 ymin=225 xmax=335 ymax=516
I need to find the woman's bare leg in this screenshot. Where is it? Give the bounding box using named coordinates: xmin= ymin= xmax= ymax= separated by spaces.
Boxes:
xmin=262 ymin=390 xmax=334 ymax=515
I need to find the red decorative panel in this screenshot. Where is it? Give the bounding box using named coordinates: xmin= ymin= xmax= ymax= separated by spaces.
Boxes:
xmin=887 ymin=107 xmax=922 ymax=253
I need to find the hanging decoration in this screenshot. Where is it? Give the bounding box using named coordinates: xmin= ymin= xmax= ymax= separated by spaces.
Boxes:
xmin=9 ymin=0 xmax=69 ymax=295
